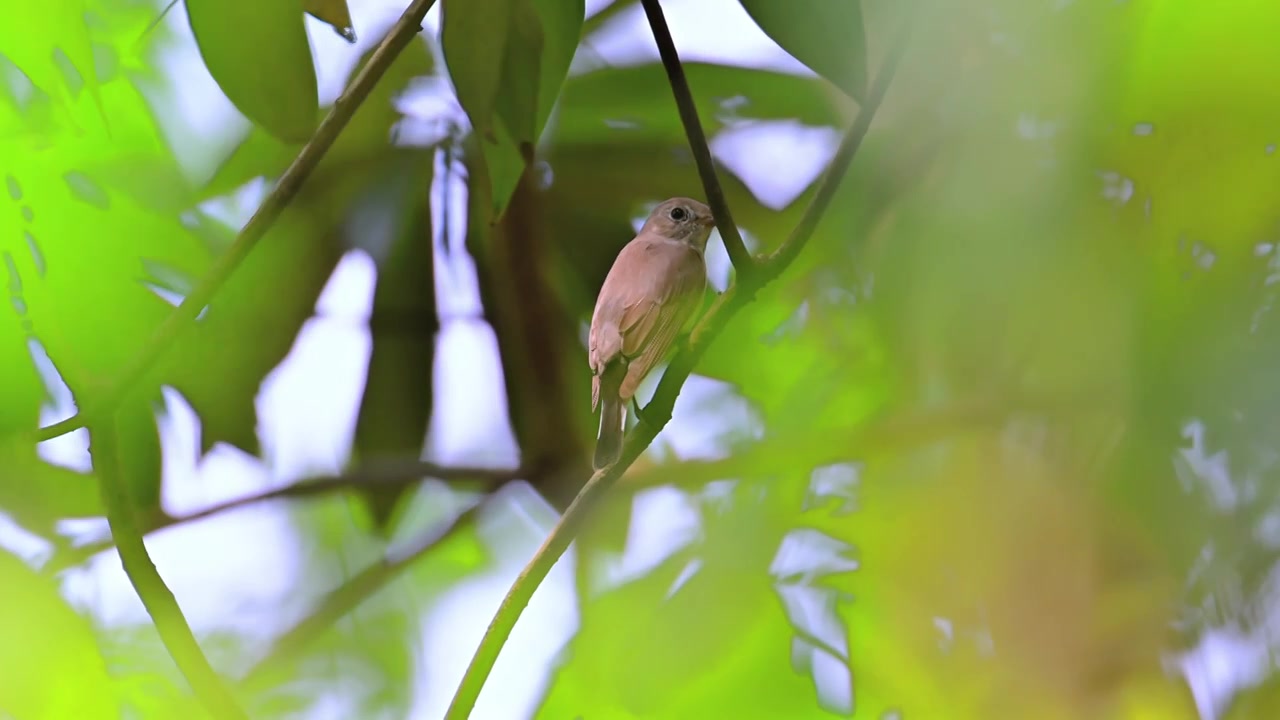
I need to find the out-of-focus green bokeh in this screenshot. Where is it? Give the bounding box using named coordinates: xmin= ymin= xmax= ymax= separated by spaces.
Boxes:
xmin=5 ymin=0 xmax=1280 ymax=717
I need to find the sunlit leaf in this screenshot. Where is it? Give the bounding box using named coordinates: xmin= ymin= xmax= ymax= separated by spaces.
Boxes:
xmin=185 ymin=0 xmax=319 ymax=143
xmin=0 ymin=549 xmax=117 ymax=719
xmin=0 ymin=1 xmax=102 ymax=116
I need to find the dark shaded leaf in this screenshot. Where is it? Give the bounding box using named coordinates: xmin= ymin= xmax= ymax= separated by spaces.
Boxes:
xmin=165 ymin=40 xmax=434 ymax=454
xmin=738 ymin=0 xmax=867 ymax=101
xmin=351 ymin=156 xmax=437 ymax=533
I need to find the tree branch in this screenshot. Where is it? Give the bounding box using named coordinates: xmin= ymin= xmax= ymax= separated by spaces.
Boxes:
xmin=443 ymin=20 xmax=914 ymax=720
xmin=34 ymin=0 xmax=441 ymax=444
xmin=239 ymin=502 xmax=482 ymax=690
xmin=90 ymin=416 xmax=246 ymax=719
xmin=640 ymin=0 xmax=754 ymax=274
xmin=43 ymin=460 xmax=519 ymax=574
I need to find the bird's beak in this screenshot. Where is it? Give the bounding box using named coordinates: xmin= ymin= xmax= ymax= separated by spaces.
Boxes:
xmin=698 ymin=213 xmax=716 ymax=229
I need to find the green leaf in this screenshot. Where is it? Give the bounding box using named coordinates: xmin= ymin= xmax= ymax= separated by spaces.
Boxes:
xmin=554 ymin=62 xmax=847 ymax=145
xmin=738 ymin=0 xmax=867 ymax=101
xmin=0 ymin=549 xmax=117 ymax=719
xmin=304 ymin=0 xmax=356 ymax=42
xmin=184 ymin=0 xmax=319 ymax=143
xmin=351 ymin=166 xmax=437 ymax=533
xmin=442 ymin=0 xmax=584 ymax=220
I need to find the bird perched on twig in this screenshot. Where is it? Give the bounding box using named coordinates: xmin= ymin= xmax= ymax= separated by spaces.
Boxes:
xmin=589 ymin=197 xmax=715 ymax=469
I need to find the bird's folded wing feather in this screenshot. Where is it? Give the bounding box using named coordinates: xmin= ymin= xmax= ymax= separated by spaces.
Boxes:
xmin=617 ymin=241 xmax=706 ymax=400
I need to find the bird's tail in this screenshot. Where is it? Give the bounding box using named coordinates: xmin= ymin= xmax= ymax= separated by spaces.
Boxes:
xmin=594 ymin=394 xmax=624 ymax=470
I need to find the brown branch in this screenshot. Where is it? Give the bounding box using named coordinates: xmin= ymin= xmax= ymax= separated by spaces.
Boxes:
xmin=42 ymin=460 xmax=519 ymax=573
xmin=640 ymin=0 xmax=754 ymax=275
xmin=239 ymin=502 xmax=482 ymax=690
xmin=34 ymin=0 xmax=441 ymax=444
xmin=443 ymin=19 xmax=915 ymax=720
xmin=90 ymin=416 xmax=247 ymax=719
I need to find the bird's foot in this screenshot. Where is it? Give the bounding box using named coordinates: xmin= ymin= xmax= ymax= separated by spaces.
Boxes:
xmin=631 ymin=397 xmax=653 ymax=427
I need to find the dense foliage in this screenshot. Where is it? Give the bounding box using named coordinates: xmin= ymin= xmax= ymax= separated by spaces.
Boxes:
xmin=3 ymin=0 xmax=1280 ymax=718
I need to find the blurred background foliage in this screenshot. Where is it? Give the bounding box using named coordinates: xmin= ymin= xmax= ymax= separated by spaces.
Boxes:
xmin=3 ymin=0 xmax=1280 ymax=718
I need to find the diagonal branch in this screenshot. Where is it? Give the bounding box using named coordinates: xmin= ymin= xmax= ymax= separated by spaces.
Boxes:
xmin=443 ymin=19 xmax=914 ymax=720
xmin=239 ymin=501 xmax=482 ymax=691
xmin=640 ymin=0 xmax=754 ymax=274
xmin=90 ymin=416 xmax=247 ymax=719
xmin=34 ymin=0 xmax=441 ymax=444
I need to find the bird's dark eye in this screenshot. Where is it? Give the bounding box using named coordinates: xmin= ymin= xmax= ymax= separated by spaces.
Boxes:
xmin=669 ymin=206 xmax=689 ymax=222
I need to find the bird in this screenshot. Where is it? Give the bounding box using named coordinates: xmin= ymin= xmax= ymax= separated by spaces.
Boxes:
xmin=589 ymin=197 xmax=715 ymax=470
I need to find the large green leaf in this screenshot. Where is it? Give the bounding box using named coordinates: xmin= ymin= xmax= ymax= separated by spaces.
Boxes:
xmin=0 ymin=64 xmax=210 ymax=398
xmin=0 ymin=1 xmax=102 ymax=117
xmin=738 ymin=0 xmax=867 ymax=101
xmin=185 ymin=0 xmax=319 ymax=143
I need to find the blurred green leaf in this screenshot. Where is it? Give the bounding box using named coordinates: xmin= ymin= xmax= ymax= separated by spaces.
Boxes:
xmin=351 ymin=166 xmax=436 ymax=532
xmin=738 ymin=0 xmax=867 ymax=101
xmin=0 ymin=438 xmax=102 ymax=535
xmin=0 ymin=73 xmax=210 ymax=395
xmin=184 ymin=0 xmax=319 ymax=143
xmin=554 ymin=61 xmax=846 ymax=146
xmin=0 ymin=549 xmax=117 ymax=719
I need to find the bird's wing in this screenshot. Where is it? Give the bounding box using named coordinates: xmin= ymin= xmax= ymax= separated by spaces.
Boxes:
xmin=617 ymin=241 xmax=706 ymax=401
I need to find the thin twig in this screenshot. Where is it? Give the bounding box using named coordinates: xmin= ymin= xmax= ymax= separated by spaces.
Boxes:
xmin=239 ymin=502 xmax=482 ymax=690
xmin=443 ymin=21 xmax=914 ymax=720
xmin=43 ymin=460 xmax=519 ymax=573
xmin=35 ymin=0 xmax=441 ymax=444
xmin=640 ymin=0 xmax=754 ymax=274
xmin=90 ymin=416 xmax=247 ymax=719
xmin=164 ymin=460 xmax=517 ymax=529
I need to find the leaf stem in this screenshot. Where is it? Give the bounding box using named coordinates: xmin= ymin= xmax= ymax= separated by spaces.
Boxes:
xmin=90 ymin=415 xmax=247 ymax=719
xmin=35 ymin=0 xmax=441 ymax=444
xmin=442 ymin=19 xmax=913 ymax=720
xmin=640 ymin=0 xmax=755 ymax=275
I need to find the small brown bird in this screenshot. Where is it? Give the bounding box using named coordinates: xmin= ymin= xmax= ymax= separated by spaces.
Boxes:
xmin=589 ymin=197 xmax=714 ymax=469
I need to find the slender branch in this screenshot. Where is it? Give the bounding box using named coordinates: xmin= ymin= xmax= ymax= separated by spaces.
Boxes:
xmin=443 ymin=21 xmax=914 ymax=720
xmin=640 ymin=0 xmax=754 ymax=274
xmin=43 ymin=460 xmax=519 ymax=574
xmin=90 ymin=416 xmax=246 ymax=719
xmin=239 ymin=502 xmax=482 ymax=690
xmin=162 ymin=460 xmax=517 ymax=529
xmin=35 ymin=0 xmax=441 ymax=444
